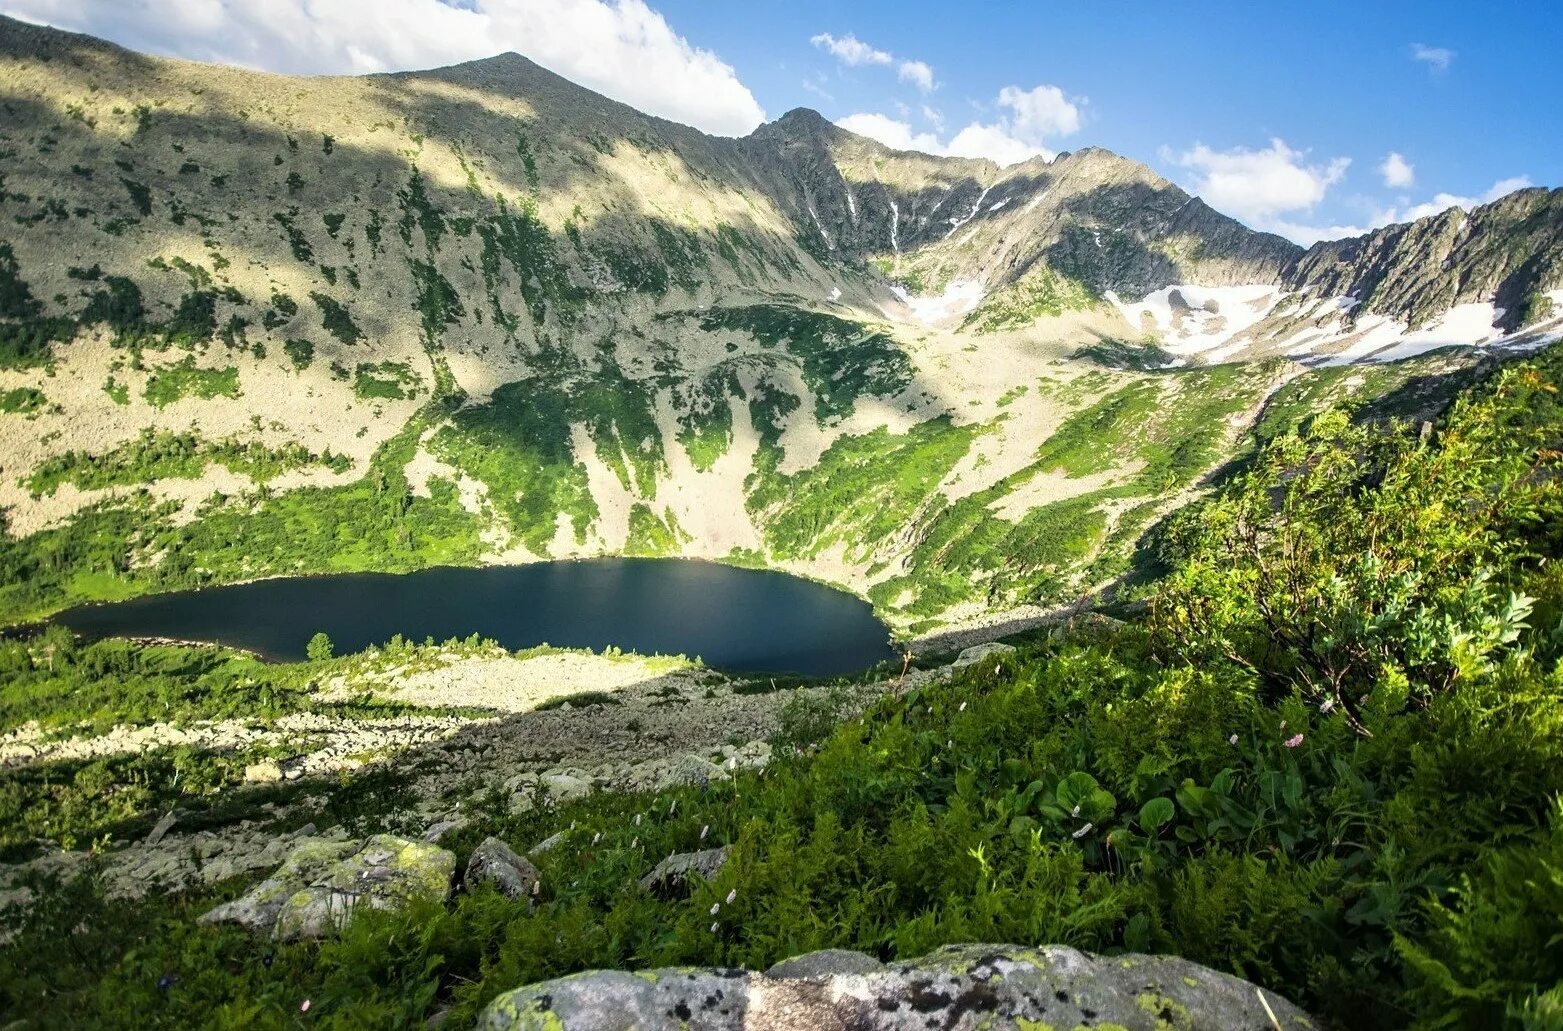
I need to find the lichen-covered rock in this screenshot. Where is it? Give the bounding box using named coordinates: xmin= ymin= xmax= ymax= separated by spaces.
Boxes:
xmin=478 ymin=943 xmax=1316 ymax=1030
xmin=465 ymin=837 xmax=541 ymax=900
xmin=952 ymin=642 xmax=1017 ymax=668
xmin=199 ymin=835 xmax=454 ymax=940
xmin=638 ymin=846 xmax=729 ymax=898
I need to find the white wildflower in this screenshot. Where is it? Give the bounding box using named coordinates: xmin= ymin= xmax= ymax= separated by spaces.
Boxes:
xmin=709 ymin=903 xmax=720 ymax=916
xmin=1229 ymin=733 xmax=1239 ymax=745
xmin=1072 ymin=823 xmax=1094 ymax=839
xmin=725 ymin=889 xmax=737 ymax=904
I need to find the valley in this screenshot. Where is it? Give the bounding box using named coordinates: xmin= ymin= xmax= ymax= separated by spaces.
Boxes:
xmin=0 ymin=12 xmax=1561 ymax=1030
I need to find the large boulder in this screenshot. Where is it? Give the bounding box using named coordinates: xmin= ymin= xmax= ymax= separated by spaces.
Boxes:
xmin=199 ymin=834 xmax=455 ymax=940
xmin=951 ymin=642 xmax=1016 ymax=669
xmin=638 ymin=846 xmax=729 ymax=898
xmin=478 ymin=943 xmax=1316 ymax=1030
xmin=465 ymin=837 xmax=541 ymax=900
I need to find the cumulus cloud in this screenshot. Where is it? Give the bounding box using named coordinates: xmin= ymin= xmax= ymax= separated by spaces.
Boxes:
xmin=835 ymin=82 xmax=1082 ymax=165
xmin=836 ymin=112 xmax=943 ymax=153
xmin=809 ymin=31 xmax=891 ymax=66
xmin=1172 ymin=138 xmax=1350 ymax=237
xmin=1411 ymin=42 xmax=1455 ymax=72
xmin=1275 ymin=175 xmax=1534 ymax=246
xmin=1396 ymin=175 xmax=1533 ymax=222
xmin=1 ymin=0 xmax=767 ymax=136
xmin=897 ymin=59 xmax=936 ymax=93
xmin=1379 ymin=151 xmax=1415 ymax=188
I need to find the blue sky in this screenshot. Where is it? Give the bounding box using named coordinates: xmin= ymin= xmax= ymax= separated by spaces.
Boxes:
xmin=8 ymin=0 xmax=1560 ymax=244
xmin=654 ymin=0 xmax=1562 ymax=242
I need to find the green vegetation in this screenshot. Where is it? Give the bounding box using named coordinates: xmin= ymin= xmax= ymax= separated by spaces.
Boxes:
xmin=961 ymin=264 xmax=1097 ymax=333
xmin=353 ymin=361 xmax=420 ymax=400
xmin=0 ymin=405 xmax=483 ymax=625
xmin=309 ymin=291 xmax=363 ymax=345
xmin=4 ymin=346 xmax=1562 ymax=1028
xmin=749 ymin=417 xmax=981 ymax=563
xmin=624 ymin=503 xmax=687 ymax=556
xmin=0 ymin=386 xmax=45 ymax=414
xmin=283 ymin=338 xmax=313 ymax=370
xmin=696 ymin=306 xmax=913 ymax=423
xmin=141 ymin=357 xmax=240 ymax=408
xmin=25 ymin=429 xmax=350 ymax=496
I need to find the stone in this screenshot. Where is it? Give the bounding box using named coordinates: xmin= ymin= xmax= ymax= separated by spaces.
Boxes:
xmin=540 ymin=772 xmax=592 ymax=804
xmin=243 ymin=761 xmax=283 ymax=784
xmin=144 ymin=810 xmax=177 ymax=846
xmin=465 ymin=837 xmax=541 ymax=900
xmin=529 ymin=831 xmax=565 ymax=855
xmin=479 ymin=943 xmax=1316 ymax=1030
xmin=422 ymin=816 xmax=469 ymax=844
xmin=655 ymin=754 xmax=725 ymax=790
xmin=198 ymin=835 xmax=455 ymax=940
xmin=638 ymin=846 xmax=729 ymax=898
xmin=764 ymin=948 xmax=884 ymax=980
xmin=952 ymin=642 xmax=1017 ymax=668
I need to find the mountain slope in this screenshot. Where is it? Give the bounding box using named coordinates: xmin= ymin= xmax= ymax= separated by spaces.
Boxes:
xmin=0 ymin=15 xmax=1559 ymax=636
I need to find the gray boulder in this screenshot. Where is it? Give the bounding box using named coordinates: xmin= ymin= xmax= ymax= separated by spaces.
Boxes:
xmin=466 ymin=837 xmax=541 ymax=900
xmin=764 ymin=948 xmax=884 ymax=980
xmin=951 ymin=642 xmax=1017 ymax=668
xmin=479 ymin=942 xmax=1316 ymax=1030
xmin=199 ymin=834 xmax=455 ymax=940
xmin=638 ymin=846 xmax=729 ymax=898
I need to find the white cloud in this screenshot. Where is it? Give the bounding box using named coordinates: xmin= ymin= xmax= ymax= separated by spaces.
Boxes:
xmin=1379 ymin=151 xmax=1415 ymax=188
xmin=997 ymin=84 xmax=1081 ymax=139
xmin=898 ymin=59 xmax=936 ymax=93
xmin=835 ymin=81 xmax=1082 ymax=166
xmin=1397 ymin=175 xmax=1533 ymax=222
xmin=835 ymin=112 xmax=944 ymax=154
xmin=945 ymin=123 xmax=1046 ymax=166
xmin=1274 ymin=175 xmax=1534 ymax=246
xmin=1 ymin=0 xmax=767 ymax=136
xmin=1411 ymin=42 xmax=1455 ymax=72
xmin=809 ymin=31 xmax=890 ymax=67
xmin=1172 ymin=138 xmax=1350 ymax=236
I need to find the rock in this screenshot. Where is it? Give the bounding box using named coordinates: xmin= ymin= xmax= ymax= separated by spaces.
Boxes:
xmin=479 ymin=943 xmax=1316 ymax=1030
xmin=199 ymin=835 xmax=455 ymax=940
xmin=655 ymin=754 xmax=724 ymax=790
xmin=951 ymin=642 xmax=1016 ymax=668
xmin=638 ymin=846 xmax=729 ymax=898
xmin=764 ymin=948 xmax=884 ymax=980
xmin=422 ymin=816 xmax=469 ymax=844
xmin=144 ymin=810 xmax=177 ymax=846
xmin=540 ymin=772 xmax=592 ymax=804
xmin=465 ymin=837 xmax=541 ymax=900
xmin=244 ymin=761 xmax=283 ymax=784
xmin=530 ymin=831 xmax=565 ymax=855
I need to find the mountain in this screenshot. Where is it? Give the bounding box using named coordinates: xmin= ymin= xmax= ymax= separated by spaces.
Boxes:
xmin=0 ymin=15 xmax=1561 ymax=634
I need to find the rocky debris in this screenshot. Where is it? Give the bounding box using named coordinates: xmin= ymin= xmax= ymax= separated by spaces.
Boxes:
xmin=464 ymin=837 xmax=541 ymax=901
xmin=479 ymin=943 xmax=1316 ymax=1030
xmin=638 ymin=846 xmax=729 ymax=898
xmin=199 ymin=834 xmax=455 ymax=940
xmin=952 ymin=642 xmax=1017 ymax=668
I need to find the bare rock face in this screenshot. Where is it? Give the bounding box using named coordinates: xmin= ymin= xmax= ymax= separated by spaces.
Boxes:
xmin=198 ymin=834 xmax=455 ymax=940
xmin=478 ymin=944 xmax=1317 ymax=1030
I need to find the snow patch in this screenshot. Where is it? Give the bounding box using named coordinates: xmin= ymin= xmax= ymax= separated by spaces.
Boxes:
xmin=943 ymin=186 xmax=993 ymax=240
xmin=891 ymin=279 xmax=986 ymax=325
xmin=1107 ymin=284 xmax=1281 ymax=357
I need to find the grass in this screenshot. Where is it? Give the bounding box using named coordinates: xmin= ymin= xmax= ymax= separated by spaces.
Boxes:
xmin=141 ymin=358 xmax=240 ymax=408
xmin=24 ymin=429 xmax=349 ymax=497
xmin=353 ymin=361 xmax=420 ymax=401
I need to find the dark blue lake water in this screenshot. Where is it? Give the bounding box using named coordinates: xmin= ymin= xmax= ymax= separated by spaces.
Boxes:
xmin=52 ymin=559 xmax=897 ymax=676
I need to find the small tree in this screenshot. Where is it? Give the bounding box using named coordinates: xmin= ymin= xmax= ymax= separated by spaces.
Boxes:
xmin=306 ymin=632 xmax=333 ymax=662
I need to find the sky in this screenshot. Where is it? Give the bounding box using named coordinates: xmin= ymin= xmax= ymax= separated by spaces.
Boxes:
xmin=5 ymin=0 xmax=1561 ymax=245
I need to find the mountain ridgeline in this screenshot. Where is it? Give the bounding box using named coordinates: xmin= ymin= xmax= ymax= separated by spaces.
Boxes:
xmin=0 ymin=15 xmax=1562 ymax=633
